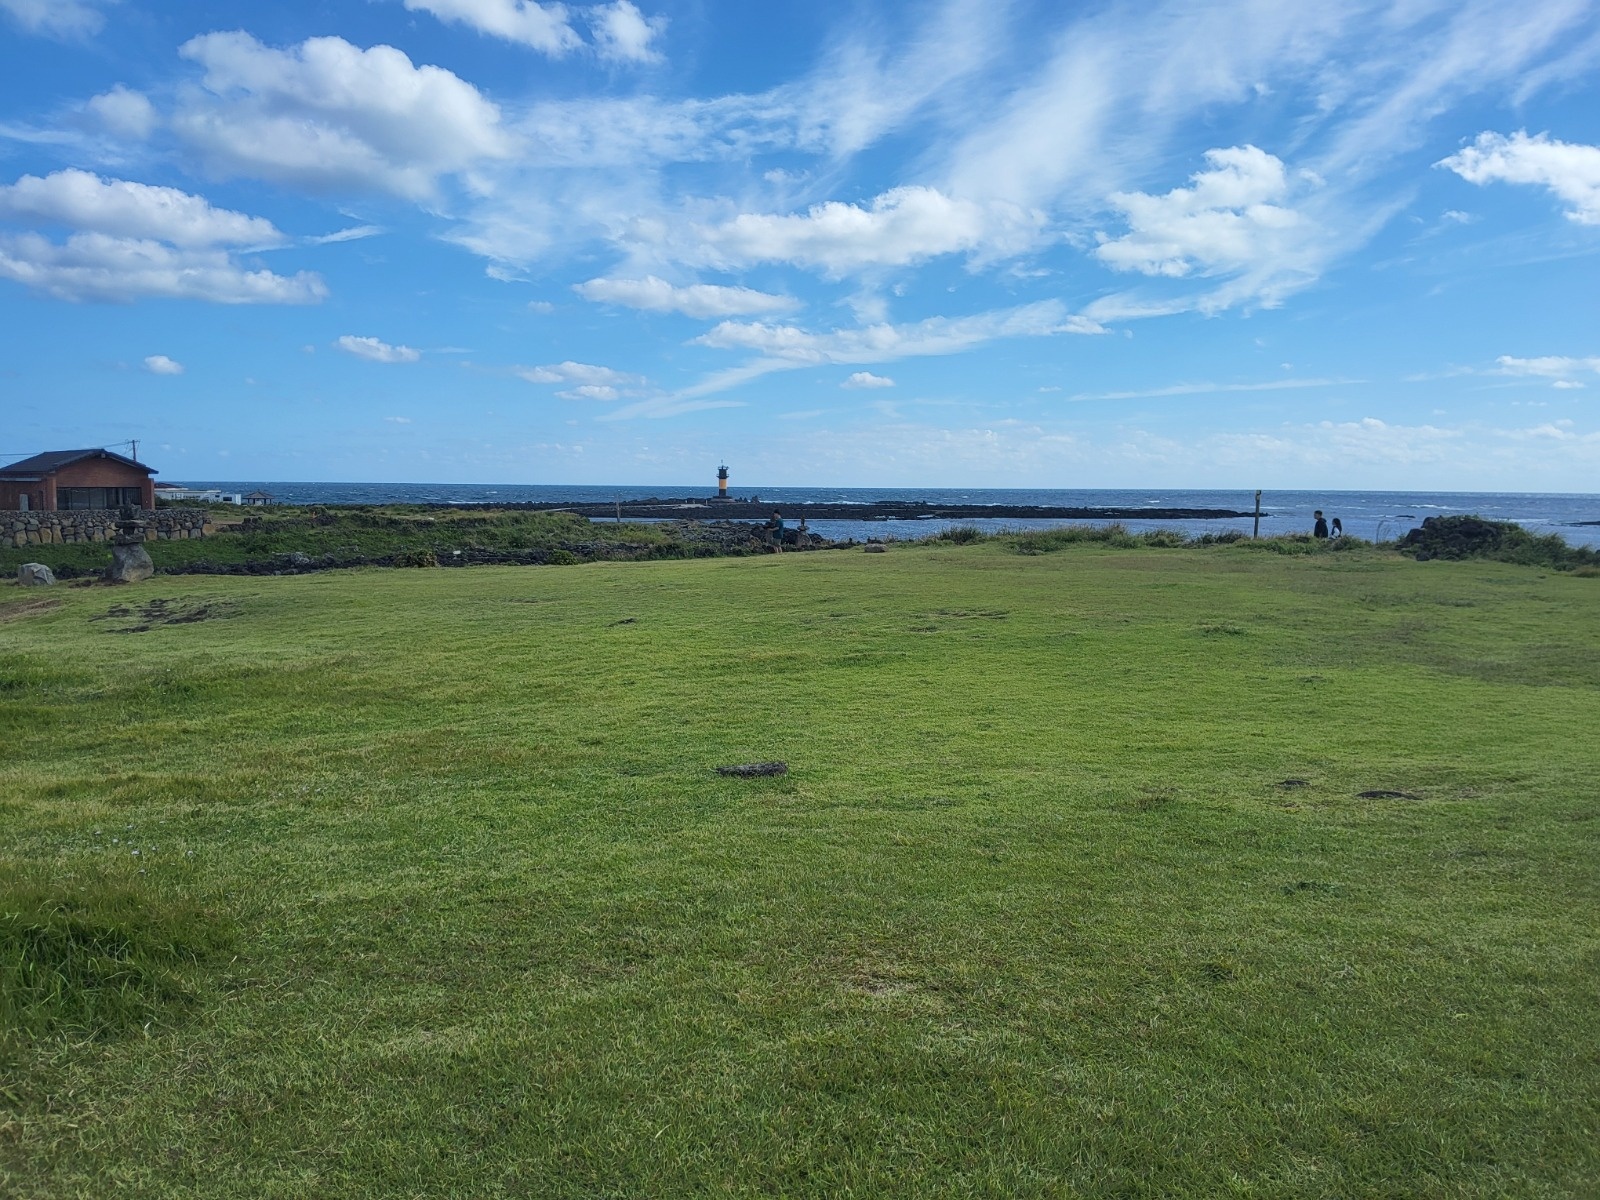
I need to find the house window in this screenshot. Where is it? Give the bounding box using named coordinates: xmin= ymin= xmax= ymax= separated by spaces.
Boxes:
xmin=57 ymin=487 xmax=144 ymax=510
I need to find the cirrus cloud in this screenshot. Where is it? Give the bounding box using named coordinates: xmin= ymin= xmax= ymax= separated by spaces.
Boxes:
xmin=574 ymin=274 xmax=796 ymax=318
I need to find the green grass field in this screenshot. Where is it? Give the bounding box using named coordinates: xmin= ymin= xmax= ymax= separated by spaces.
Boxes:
xmin=2 ymin=541 xmax=1597 ymax=1197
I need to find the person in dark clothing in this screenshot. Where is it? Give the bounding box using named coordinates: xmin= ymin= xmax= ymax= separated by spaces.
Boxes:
xmin=1313 ymin=510 xmax=1329 ymax=539
xmin=1330 ymin=517 xmax=1343 ymax=537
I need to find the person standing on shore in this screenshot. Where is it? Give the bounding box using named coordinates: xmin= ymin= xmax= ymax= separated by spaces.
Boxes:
xmin=1313 ymin=511 xmax=1329 ymax=539
xmin=1331 ymin=517 xmax=1343 ymax=537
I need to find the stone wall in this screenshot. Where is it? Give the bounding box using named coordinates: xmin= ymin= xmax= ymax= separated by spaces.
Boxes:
xmin=1 ymin=509 xmax=211 ymax=548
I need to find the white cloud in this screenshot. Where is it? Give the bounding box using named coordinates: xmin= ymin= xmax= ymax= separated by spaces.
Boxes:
xmin=174 ymin=33 xmax=512 ymax=198
xmin=402 ymin=0 xmax=582 ymax=56
xmin=1552 ymin=379 xmax=1585 ymax=389
xmin=842 ymin=371 xmax=894 ymax=389
xmin=385 ymin=415 xmax=412 ymax=423
xmin=0 ymin=170 xmax=284 ymax=247
xmin=695 ymin=301 xmax=1099 ymax=368
xmin=590 ymin=1 xmax=666 ymax=63
xmin=516 ymin=360 xmax=641 ymax=386
xmin=0 ymin=232 xmax=326 ymax=304
xmin=1068 ymin=377 xmax=1353 ymax=402
xmin=0 ymin=0 xmax=111 ymax=37
xmin=1439 ymin=131 xmax=1600 ymax=225
xmin=84 ymin=86 xmax=156 ymax=140
xmin=337 ymin=335 xmax=421 ymax=363
xmin=695 ymin=186 xmax=1044 ymax=276
xmin=558 ymin=384 xmax=621 ymax=401
xmin=1092 ymin=145 xmax=1322 ymax=311
xmin=143 ymin=354 xmax=183 ymax=375
xmin=0 ymin=172 xmax=318 ymax=304
xmin=1495 ymin=354 xmax=1600 ymax=379
xmin=574 ymin=274 xmax=796 ymax=318
xmin=603 ymin=301 xmax=1103 ymax=415
xmin=307 ymin=225 xmax=383 ymax=245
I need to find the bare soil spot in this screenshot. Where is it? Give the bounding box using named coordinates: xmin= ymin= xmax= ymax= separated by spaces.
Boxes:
xmin=93 ymin=598 xmax=239 ymax=634
xmin=716 ymin=761 xmax=788 ymax=778
xmin=0 ymin=597 xmax=62 ymax=624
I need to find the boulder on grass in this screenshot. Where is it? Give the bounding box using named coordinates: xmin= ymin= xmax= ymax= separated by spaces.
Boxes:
xmin=17 ymin=562 xmax=56 ymax=587
xmin=109 ymin=542 xmax=155 ymax=584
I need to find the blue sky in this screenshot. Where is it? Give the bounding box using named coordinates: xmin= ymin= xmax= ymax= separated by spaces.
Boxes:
xmin=2 ymin=0 xmax=1598 ymax=490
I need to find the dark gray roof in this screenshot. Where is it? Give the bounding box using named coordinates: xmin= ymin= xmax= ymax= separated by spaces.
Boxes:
xmin=0 ymin=448 xmax=155 ymax=477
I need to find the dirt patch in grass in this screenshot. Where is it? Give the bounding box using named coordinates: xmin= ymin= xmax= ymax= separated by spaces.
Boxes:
xmin=0 ymin=596 xmax=62 ymax=624
xmin=92 ymin=597 xmax=240 ymax=634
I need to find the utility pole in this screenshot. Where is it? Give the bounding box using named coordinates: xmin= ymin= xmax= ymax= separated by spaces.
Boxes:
xmin=1252 ymin=490 xmax=1262 ymax=539
xmin=129 ymin=439 xmax=138 ymax=463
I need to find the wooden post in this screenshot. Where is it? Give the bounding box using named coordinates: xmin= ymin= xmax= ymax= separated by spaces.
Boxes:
xmin=615 ymin=498 xmax=622 ymax=523
xmin=1253 ymin=490 xmax=1262 ymax=539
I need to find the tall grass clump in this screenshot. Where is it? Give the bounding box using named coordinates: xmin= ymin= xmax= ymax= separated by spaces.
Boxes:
xmin=0 ymin=869 xmax=233 ymax=1045
xmin=1011 ymin=523 xmax=1140 ymax=554
xmin=933 ymin=525 xmax=986 ymax=544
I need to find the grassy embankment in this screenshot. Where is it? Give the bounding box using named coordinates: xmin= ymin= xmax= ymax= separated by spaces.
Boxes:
xmin=2 ymin=538 xmax=1597 ymax=1197
xmin=0 ymin=506 xmax=737 ymax=577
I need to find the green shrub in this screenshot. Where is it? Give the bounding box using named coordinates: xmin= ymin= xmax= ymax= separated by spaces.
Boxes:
xmin=545 ymin=548 xmax=580 ymax=566
xmin=1399 ymin=515 xmax=1600 ymax=571
xmin=393 ymin=549 xmax=439 ymax=568
xmin=936 ymin=525 xmax=986 ymax=544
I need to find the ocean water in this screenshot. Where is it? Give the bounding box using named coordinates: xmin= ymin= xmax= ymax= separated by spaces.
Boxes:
xmin=173 ymin=483 xmax=1600 ymax=549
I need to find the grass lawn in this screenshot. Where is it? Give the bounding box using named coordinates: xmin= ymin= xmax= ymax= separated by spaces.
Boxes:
xmin=2 ymin=540 xmax=1597 ymax=1197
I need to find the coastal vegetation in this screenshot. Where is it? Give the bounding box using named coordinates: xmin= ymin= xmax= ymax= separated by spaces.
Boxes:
xmin=0 ymin=506 xmax=767 ymax=578
xmin=2 ymin=539 xmax=1597 ymax=1196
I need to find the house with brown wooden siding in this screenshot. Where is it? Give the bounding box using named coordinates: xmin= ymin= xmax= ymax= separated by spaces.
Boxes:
xmin=0 ymin=449 xmax=157 ymax=511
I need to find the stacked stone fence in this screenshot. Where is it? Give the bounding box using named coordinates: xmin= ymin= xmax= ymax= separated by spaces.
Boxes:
xmin=2 ymin=509 xmax=211 ymax=549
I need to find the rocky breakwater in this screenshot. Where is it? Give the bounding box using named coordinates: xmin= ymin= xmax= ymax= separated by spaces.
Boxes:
xmin=515 ymin=498 xmax=1262 ymax=522
xmin=1 ymin=508 xmax=211 ymax=548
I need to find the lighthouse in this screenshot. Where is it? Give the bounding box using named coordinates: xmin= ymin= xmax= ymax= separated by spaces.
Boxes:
xmin=716 ymin=463 xmax=730 ymax=501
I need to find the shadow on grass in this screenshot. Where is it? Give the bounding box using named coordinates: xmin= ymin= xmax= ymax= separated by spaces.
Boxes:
xmin=0 ymin=865 xmax=236 ymax=1047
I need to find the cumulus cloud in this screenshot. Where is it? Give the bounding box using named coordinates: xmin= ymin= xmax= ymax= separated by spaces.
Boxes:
xmin=558 ymin=383 xmax=621 ymax=400
xmin=0 ymin=233 xmax=326 ymax=304
xmin=0 ymin=170 xmax=284 ymax=246
xmin=402 ymin=0 xmax=582 ymax=56
xmin=85 ymin=86 xmax=157 ymax=140
xmin=696 ymin=186 xmax=1044 ymax=276
xmin=0 ymin=0 xmax=111 ymax=37
xmin=174 ymin=33 xmax=512 ymax=198
xmin=842 ymin=371 xmax=894 ymax=389
xmin=143 ymin=354 xmax=183 ymax=375
xmin=0 ymin=171 xmax=318 ymax=304
xmin=590 ymin=1 xmax=666 ymax=63
xmin=1439 ymin=131 xmax=1600 ymax=225
xmin=336 ymin=335 xmax=421 ymax=363
xmin=574 ymin=274 xmax=796 ymax=318
xmin=1095 ymin=146 xmax=1307 ymax=276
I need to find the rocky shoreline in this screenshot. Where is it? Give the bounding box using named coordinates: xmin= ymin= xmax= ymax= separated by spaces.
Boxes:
xmin=463 ymin=498 xmax=1263 ymax=522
